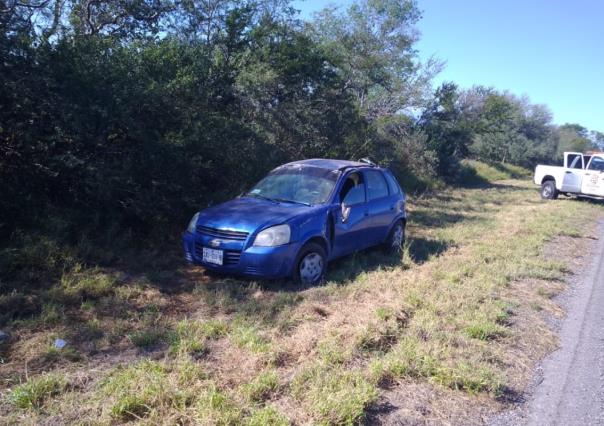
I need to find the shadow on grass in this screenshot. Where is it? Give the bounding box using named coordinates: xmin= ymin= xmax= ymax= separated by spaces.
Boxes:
xmin=408 ymin=237 xmax=452 ymax=264
xmin=410 ymin=210 xmax=468 ymax=228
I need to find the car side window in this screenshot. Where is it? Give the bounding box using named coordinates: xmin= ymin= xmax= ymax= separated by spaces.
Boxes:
xmin=384 ymin=171 xmax=400 ymax=194
xmin=588 ymin=157 xmax=604 ymax=171
xmin=340 ymin=172 xmax=366 ymax=205
xmin=365 ymin=170 xmax=389 ymax=200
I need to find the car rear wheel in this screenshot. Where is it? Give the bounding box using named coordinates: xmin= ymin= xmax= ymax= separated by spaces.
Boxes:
xmin=294 ymin=242 xmax=326 ymax=286
xmin=541 ymin=180 xmax=558 ymax=200
xmin=384 ymin=220 xmax=405 ymax=254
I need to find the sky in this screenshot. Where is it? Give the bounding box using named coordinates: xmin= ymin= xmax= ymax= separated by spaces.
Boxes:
xmin=291 ymin=0 xmax=604 ymax=132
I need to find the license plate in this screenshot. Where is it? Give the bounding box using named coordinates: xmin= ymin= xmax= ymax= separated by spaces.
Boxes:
xmin=202 ymin=247 xmax=223 ymax=265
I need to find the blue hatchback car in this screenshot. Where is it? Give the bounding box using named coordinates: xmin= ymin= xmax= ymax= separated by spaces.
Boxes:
xmin=182 ymin=159 xmax=406 ymax=284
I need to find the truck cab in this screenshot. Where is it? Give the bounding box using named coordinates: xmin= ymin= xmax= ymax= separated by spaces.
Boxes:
xmin=534 ymin=152 xmax=604 ymax=199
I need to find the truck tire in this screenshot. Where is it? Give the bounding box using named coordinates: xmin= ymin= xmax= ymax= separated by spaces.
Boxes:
xmin=541 ymin=180 xmax=558 ymax=200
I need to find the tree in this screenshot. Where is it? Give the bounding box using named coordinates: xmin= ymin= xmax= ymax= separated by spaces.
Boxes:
xmin=556 ymin=124 xmax=597 ymax=157
xmin=309 ymin=0 xmax=440 ymax=120
xmin=418 ymin=82 xmax=473 ymax=179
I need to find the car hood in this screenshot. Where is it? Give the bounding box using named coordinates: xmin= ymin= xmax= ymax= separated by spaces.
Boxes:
xmin=196 ymin=197 xmax=318 ymax=234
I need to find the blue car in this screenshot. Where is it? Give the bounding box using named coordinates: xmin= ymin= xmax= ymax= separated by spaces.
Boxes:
xmin=182 ymin=159 xmax=406 ymax=285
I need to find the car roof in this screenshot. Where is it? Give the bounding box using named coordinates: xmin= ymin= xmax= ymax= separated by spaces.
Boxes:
xmin=281 ymin=158 xmax=376 ymax=171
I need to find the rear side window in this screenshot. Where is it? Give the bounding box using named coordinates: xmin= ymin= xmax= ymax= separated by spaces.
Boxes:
xmin=365 ymin=170 xmax=389 ymax=200
xmin=384 ymin=171 xmax=401 ymax=194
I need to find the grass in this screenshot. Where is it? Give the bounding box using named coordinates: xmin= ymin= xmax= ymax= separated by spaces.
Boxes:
xmin=241 ymin=370 xmax=279 ymax=402
xmin=2 ymin=178 xmax=604 ymax=424
xmin=459 ymin=159 xmax=531 ymax=184
xmin=8 ymin=374 xmax=68 ymax=410
xmin=291 ymin=364 xmax=378 ymax=425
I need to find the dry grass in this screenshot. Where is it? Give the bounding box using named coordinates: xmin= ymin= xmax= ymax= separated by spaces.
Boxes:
xmin=1 ymin=180 xmax=603 ymax=425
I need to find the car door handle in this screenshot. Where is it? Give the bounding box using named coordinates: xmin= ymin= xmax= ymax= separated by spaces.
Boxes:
xmin=565 ymin=171 xmax=572 ymax=174
xmin=390 ymin=205 xmax=395 ymax=210
xmin=364 ymin=211 xmax=369 ymax=217
xmin=585 ymin=173 xmax=591 ymax=176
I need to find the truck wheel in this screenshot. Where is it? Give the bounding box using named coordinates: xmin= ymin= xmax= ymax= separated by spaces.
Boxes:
xmin=294 ymin=242 xmax=326 ymax=286
xmin=541 ymin=180 xmax=558 ymax=200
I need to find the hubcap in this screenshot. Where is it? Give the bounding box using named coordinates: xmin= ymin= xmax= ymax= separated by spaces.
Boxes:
xmin=392 ymin=225 xmax=404 ymax=249
xmin=543 ymin=186 xmax=551 ymax=197
xmin=299 ymin=252 xmax=324 ymax=284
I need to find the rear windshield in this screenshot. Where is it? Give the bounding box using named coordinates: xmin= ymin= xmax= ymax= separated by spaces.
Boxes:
xmin=248 ymin=165 xmax=339 ymax=205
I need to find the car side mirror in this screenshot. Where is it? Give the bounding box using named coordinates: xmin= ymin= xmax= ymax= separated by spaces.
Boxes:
xmin=341 ymin=203 xmax=351 ymax=223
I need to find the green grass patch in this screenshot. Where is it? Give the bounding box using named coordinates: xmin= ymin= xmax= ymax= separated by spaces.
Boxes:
xmin=292 ymin=364 xmax=378 ymax=425
xmin=8 ymin=373 xmax=68 ymax=410
xmin=100 ymin=360 xmax=193 ymax=421
xmin=247 ymin=406 xmax=290 ymax=426
xmin=241 ymin=370 xmax=279 ymax=402
xmin=196 ymin=384 xmax=243 ymax=425
xmin=128 ymin=328 xmax=166 ymax=348
xmin=459 ymin=159 xmax=531 ymax=184
xmin=230 ymin=322 xmax=271 ymax=353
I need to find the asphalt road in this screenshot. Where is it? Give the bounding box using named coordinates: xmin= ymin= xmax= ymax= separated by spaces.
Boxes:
xmin=527 ymin=222 xmax=604 ymax=425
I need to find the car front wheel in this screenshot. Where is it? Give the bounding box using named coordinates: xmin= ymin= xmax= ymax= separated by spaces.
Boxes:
xmin=294 ymin=242 xmax=326 ymax=286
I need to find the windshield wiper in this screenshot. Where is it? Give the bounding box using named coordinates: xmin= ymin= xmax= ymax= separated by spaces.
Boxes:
xmin=245 ymin=193 xmax=278 ymax=203
xmin=271 ymin=198 xmax=312 ymax=207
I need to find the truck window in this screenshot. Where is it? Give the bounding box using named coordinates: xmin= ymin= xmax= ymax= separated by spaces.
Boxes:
xmin=587 ymin=157 xmax=604 ymax=172
xmin=569 ymin=155 xmax=583 ymax=169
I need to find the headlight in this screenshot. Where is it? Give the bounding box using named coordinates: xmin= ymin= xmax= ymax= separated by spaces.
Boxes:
xmin=253 ymin=224 xmax=290 ymax=247
xmin=187 ymin=212 xmax=200 ymax=233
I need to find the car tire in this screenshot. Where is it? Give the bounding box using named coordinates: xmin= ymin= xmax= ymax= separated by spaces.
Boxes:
xmin=541 ymin=180 xmax=558 ymax=200
xmin=294 ymin=242 xmax=326 ymax=286
xmin=384 ymin=220 xmax=405 ymax=254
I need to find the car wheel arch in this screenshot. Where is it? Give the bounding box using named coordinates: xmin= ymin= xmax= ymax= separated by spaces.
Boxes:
xmin=302 ymin=236 xmax=330 ymax=257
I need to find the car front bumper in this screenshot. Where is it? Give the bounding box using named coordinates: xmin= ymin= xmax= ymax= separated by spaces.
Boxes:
xmin=182 ymin=232 xmax=299 ymax=279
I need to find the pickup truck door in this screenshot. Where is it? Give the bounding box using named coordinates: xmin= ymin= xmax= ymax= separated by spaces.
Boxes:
xmin=581 ymin=156 xmax=604 ymax=196
xmin=561 ymin=152 xmax=585 ymax=193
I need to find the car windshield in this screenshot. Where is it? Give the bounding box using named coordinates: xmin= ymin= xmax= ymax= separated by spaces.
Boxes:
xmin=247 ymin=165 xmax=339 ymax=205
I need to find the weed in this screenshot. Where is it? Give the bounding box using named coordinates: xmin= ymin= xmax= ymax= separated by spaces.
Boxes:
xmin=375 ymin=306 xmax=395 ymax=321
xmin=60 ymin=268 xmax=117 ymax=302
xmin=201 ymin=319 xmax=229 ymax=339
xmin=42 ymin=346 xmax=81 ymax=364
xmin=230 ymin=323 xmax=271 ymax=353
xmin=465 ymin=321 xmax=507 ymax=341
xmin=196 ymin=384 xmax=243 ymax=425
xmin=241 ymin=370 xmax=279 ymax=402
xmin=316 ymin=336 xmax=352 ymax=365
xmin=292 ymin=364 xmax=378 ymax=425
xmin=247 ymin=406 xmax=290 ymax=425
xmin=8 ymin=374 xmax=67 ymax=410
xmin=128 ymin=328 xmax=165 ymax=348
xmin=169 ymin=319 xmax=208 ymax=358
xmin=101 ymin=360 xmax=192 ymax=421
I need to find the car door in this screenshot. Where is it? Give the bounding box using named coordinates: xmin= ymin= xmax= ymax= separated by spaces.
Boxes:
xmin=331 ymin=172 xmax=374 ymax=257
xmin=581 ymin=156 xmax=604 ymax=196
xmin=561 ymin=152 xmax=584 ymax=193
xmin=363 ymin=169 xmax=394 ymax=245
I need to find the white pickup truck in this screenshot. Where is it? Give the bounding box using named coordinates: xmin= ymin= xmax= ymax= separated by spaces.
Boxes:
xmin=534 ymin=152 xmax=604 ymax=199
